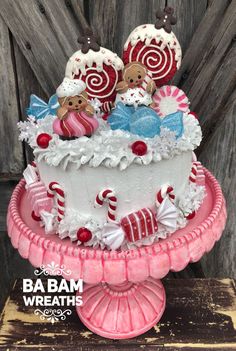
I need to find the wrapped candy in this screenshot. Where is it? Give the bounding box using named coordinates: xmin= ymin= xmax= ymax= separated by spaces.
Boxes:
xmin=120 ymin=208 xmax=158 ymax=243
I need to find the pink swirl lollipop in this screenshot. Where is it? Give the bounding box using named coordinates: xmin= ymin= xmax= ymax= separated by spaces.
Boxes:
xmin=153 ymin=85 xmax=189 ymax=117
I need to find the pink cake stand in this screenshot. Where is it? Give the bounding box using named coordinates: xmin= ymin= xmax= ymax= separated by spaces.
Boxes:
xmin=7 ymin=167 xmax=227 ymax=339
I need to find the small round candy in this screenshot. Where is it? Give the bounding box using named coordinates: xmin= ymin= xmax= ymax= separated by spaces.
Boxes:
xmin=77 ymin=227 xmax=92 ymax=243
xmin=36 ymin=133 xmax=52 ymax=149
xmin=186 ymin=211 xmax=196 ymax=220
xmin=131 ymin=141 xmax=148 ymax=156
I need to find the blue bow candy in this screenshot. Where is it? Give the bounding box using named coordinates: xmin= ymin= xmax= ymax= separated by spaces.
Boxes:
xmin=27 ymin=94 xmax=59 ymax=119
xmin=107 ymin=103 xmax=135 ymax=131
xmin=108 ymin=102 xmax=184 ymax=138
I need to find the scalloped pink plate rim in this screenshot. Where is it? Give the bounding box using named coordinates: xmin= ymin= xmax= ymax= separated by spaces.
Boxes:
xmin=7 ymin=167 xmax=227 ymax=284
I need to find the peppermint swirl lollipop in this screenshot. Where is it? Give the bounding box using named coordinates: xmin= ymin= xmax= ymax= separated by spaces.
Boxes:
xmin=123 ymin=24 xmax=181 ymax=87
xmin=65 ymin=46 xmax=123 ymax=104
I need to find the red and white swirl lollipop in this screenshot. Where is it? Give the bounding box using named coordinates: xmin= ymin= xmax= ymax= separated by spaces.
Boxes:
xmin=123 ymin=24 xmax=181 ymax=87
xmin=65 ymin=45 xmax=123 ymax=104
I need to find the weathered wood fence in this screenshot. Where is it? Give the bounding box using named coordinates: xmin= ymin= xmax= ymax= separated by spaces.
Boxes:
xmin=0 ymin=0 xmax=235 ymax=278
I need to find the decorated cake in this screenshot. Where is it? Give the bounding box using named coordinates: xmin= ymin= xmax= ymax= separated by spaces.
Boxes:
xmin=18 ymin=7 xmax=205 ymax=251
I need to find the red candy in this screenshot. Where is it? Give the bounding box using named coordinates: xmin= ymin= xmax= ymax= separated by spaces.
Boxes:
xmin=36 ymin=133 xmax=52 ymax=149
xmin=188 ymin=112 xmax=199 ymax=120
xmin=31 ymin=210 xmax=41 ymax=221
xmin=186 ymin=211 xmax=196 ymax=220
xmin=77 ymin=227 xmax=92 ymax=242
xmin=131 ymin=141 xmax=148 ymax=156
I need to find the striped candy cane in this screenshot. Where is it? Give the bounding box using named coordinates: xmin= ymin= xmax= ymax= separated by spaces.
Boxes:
xmin=156 ymin=184 xmax=175 ymax=208
xmin=189 ymin=162 xmax=198 ymax=183
xmin=95 ymin=189 xmax=117 ymax=222
xmin=31 ymin=161 xmax=39 ymax=179
xmin=47 ymin=182 xmax=65 ymax=222
xmin=139 ymin=70 xmax=153 ymax=97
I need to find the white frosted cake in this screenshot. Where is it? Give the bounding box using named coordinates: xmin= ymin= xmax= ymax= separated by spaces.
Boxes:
xmin=19 ymin=13 xmax=205 ymax=251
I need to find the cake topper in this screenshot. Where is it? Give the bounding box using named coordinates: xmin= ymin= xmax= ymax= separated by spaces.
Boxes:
xmin=53 ymin=78 xmax=99 ymax=139
xmin=77 ymin=28 xmax=100 ymax=54
xmin=155 ymin=6 xmax=177 ymax=33
xmin=65 ymin=41 xmax=123 ymax=107
xmin=122 ymin=19 xmax=182 ymax=86
xmin=115 ymin=61 xmax=156 ymax=108
xmin=108 ymin=102 xmax=184 ymax=139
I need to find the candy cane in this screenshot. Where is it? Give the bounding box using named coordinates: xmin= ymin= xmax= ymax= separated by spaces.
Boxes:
xmin=95 ymin=189 xmax=117 ymax=222
xmin=47 ymin=182 xmax=65 ymax=222
xmin=189 ymin=162 xmax=198 ymax=183
xmin=156 ymin=184 xmax=175 ymax=208
xmin=139 ymin=70 xmax=153 ymax=97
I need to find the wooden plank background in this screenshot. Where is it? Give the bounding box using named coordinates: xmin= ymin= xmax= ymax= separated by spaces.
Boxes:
xmin=0 ymin=0 xmax=235 ymax=295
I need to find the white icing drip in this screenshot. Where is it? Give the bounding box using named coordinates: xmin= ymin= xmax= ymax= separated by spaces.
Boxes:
xmin=50 ymin=183 xmax=206 ymax=250
xmin=65 ymin=47 xmax=124 ymax=78
xmin=124 ymin=24 xmax=182 ymax=70
xmin=19 ymin=113 xmax=202 ymax=171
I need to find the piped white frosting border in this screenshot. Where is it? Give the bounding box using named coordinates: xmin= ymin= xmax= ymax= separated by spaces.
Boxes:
xmin=18 ymin=113 xmax=202 ymax=171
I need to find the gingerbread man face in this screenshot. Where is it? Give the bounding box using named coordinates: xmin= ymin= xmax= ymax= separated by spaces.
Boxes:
xmin=123 ymin=62 xmax=147 ymax=88
xmin=58 ymin=92 xmax=88 ymax=113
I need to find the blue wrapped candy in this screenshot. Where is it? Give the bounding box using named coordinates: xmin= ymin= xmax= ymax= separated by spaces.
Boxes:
xmin=161 ymin=111 xmax=184 ymax=139
xmin=107 ymin=102 xmax=184 ymax=139
xmin=130 ymin=106 xmax=161 ymax=138
xmin=27 ymin=94 xmax=59 ymax=120
xmin=108 ymin=102 xmax=135 ymax=132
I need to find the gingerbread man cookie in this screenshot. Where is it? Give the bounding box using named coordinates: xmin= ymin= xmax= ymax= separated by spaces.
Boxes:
xmin=155 ymin=7 xmax=177 ymax=33
xmin=116 ymin=61 xmax=156 ymax=94
xmin=115 ymin=61 xmax=156 ymax=108
xmin=77 ymin=28 xmax=100 ymax=54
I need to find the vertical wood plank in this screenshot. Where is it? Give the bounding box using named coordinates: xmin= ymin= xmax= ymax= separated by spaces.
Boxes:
xmin=88 ymin=0 xmax=165 ymax=56
xmin=13 ymin=39 xmax=48 ymax=163
xmin=200 ymin=90 xmax=236 ymax=278
xmin=0 ymin=0 xmax=89 ymax=95
xmin=174 ymin=0 xmax=231 ymax=86
xmin=0 ymin=16 xmax=24 ymax=174
xmin=167 ymin=0 xmax=208 ymax=55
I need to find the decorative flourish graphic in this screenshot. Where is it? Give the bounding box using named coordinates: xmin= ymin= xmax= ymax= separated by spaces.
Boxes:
xmin=34 ymin=261 xmax=71 ymax=276
xmin=34 ymin=308 xmax=72 ymax=324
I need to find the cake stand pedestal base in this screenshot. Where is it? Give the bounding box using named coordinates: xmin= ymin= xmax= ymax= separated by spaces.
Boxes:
xmin=77 ymin=278 xmax=166 ymax=339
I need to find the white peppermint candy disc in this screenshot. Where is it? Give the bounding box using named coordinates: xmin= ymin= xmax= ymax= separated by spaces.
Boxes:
xmin=153 ymin=85 xmax=190 ymax=118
